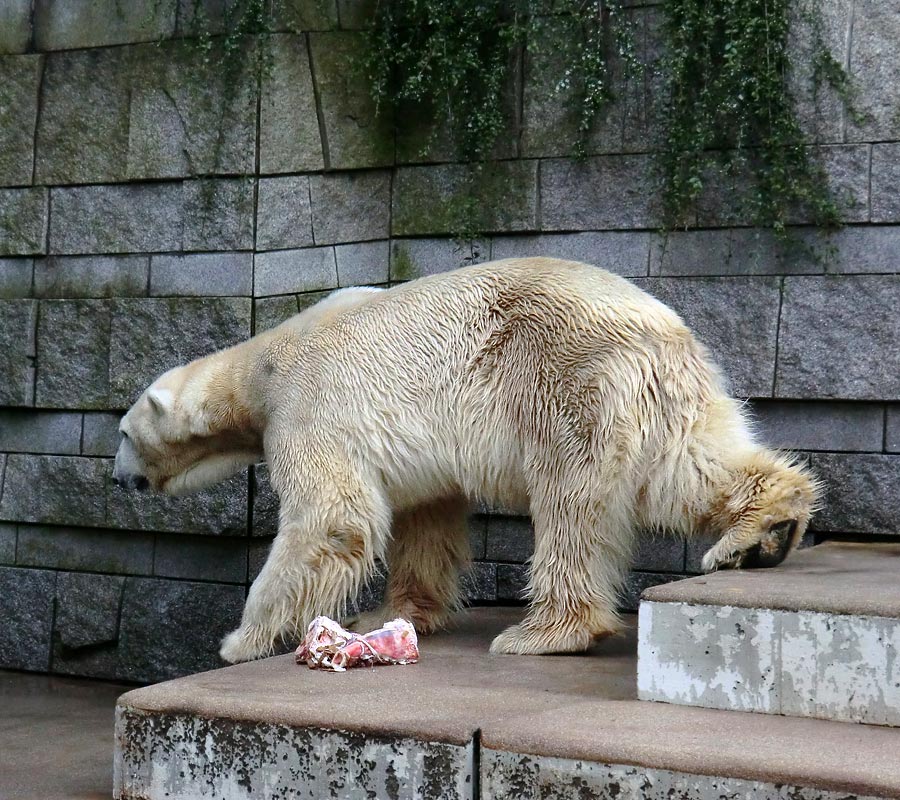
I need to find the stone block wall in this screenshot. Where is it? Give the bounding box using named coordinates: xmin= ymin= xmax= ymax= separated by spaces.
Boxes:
xmin=0 ymin=0 xmax=898 ymax=682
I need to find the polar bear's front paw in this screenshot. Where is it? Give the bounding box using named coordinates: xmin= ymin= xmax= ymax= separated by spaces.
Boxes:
xmin=489 ymin=622 xmax=599 ymax=655
xmin=219 ymin=626 xmax=272 ymax=663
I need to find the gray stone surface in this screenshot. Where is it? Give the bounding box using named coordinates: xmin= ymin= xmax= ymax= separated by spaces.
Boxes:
xmin=253 ymin=295 xmax=300 ymax=332
xmin=633 ymin=534 xmax=686 ymax=573
xmin=0 ymin=410 xmax=81 ymax=454
xmin=254 ymin=247 xmax=338 ymax=297
xmin=847 ymin=0 xmax=900 ymax=141
xmin=33 ymin=0 xmax=175 ymax=50
xmin=310 ymin=171 xmax=391 ymax=245
xmin=50 ymin=183 xmax=182 ymax=255
xmin=0 ymin=55 xmax=41 ymax=186
xmin=807 ymin=144 xmax=871 ymax=223
xmin=36 ymin=47 xmax=132 ymax=185
xmin=34 ymin=256 xmax=149 ymax=299
xmin=823 ymin=225 xmax=900 ymax=273
xmin=0 ymin=455 xmax=108 ymax=527
xmin=150 ymin=253 xmax=252 ymax=297
xmin=16 ymin=524 xmax=154 ymax=574
xmin=485 ymin=516 xmax=534 ymax=563
xmin=335 ymin=240 xmax=390 ymax=286
xmin=637 ymin=277 xmax=781 ymax=398
xmin=788 ymin=0 xmax=850 ymax=144
xmin=751 ymin=399 xmax=885 ymax=451
xmin=154 ymin=534 xmax=248 ymax=583
xmin=116 ymin=710 xmax=473 ymax=800
xmin=0 ymin=257 xmax=32 ymax=298
xmin=108 ymin=297 xmax=251 ymax=407
xmin=54 ymin=572 xmax=124 ymax=649
xmin=492 ymin=232 xmax=651 ymax=277
xmin=0 ymin=0 xmax=31 ymax=53
xmin=0 ymin=299 xmax=36 ymax=405
xmin=390 ymin=238 xmax=489 ymax=281
xmin=497 ymin=563 xmax=528 ymax=601
xmin=52 ymin=571 xmax=125 ymax=678
xmin=777 ymin=276 xmax=900 ymax=400
xmin=871 ymin=143 xmax=900 ymax=222
xmin=126 ymin=41 xmax=257 ymax=180
xmin=810 ymin=453 xmax=900 ymax=535
xmin=82 ymin=412 xmax=122 ymax=457
xmin=116 ymin=578 xmax=245 ymax=682
xmin=468 ymin=515 xmax=487 ymax=560
xmin=259 ymin=35 xmax=324 ymax=174
xmin=0 ymin=523 xmax=15 ymax=564
xmin=275 ymin=0 xmax=340 ymax=31
xmin=251 ymin=464 xmax=279 ymax=539
xmin=247 ymin=538 xmax=273 ymax=582
xmin=623 ymin=571 xmax=681 ymax=612
xmin=0 ymin=567 xmax=56 ymax=672
xmin=541 ymin=155 xmax=657 ymax=230
xmin=256 ymin=176 xmax=314 ymax=251
xmin=461 ymin=561 xmax=497 ymax=602
xmin=36 ymin=300 xmax=112 ymax=408
xmin=0 ymin=188 xmax=47 ymax=256
xmin=887 ymin=406 xmax=900 ymax=453
xmin=183 ymin=179 xmax=255 ymax=252
xmin=520 ymin=8 xmax=663 ymax=159
xmin=639 ymin=598 xmax=900 ymax=726
xmin=107 ymin=473 xmax=248 ymax=536
xmin=650 ymin=228 xmax=823 ymax=276
xmin=392 ymin=162 xmax=538 ymax=236
xmin=483 ymin=749 xmax=884 ymax=800
xmin=308 ymin=31 xmax=393 ymax=169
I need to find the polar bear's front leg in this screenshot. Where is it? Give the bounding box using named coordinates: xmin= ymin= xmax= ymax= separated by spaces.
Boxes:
xmin=220 ymin=475 xmax=391 ymax=663
xmin=490 ymin=483 xmax=630 ymax=655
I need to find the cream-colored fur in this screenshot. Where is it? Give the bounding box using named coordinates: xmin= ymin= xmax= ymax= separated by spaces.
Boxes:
xmin=113 ymin=258 xmax=819 ymax=663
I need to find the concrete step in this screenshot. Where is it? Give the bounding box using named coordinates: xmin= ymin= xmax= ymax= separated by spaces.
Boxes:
xmin=638 ymin=540 xmax=900 ymax=726
xmin=115 ymin=607 xmax=900 ymax=800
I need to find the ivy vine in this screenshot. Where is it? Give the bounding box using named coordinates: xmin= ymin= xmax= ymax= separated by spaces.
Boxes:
xmin=365 ymin=0 xmax=857 ymax=238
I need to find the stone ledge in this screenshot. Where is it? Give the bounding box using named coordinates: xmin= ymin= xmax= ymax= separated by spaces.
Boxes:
xmin=642 ymin=540 xmax=900 ymax=617
xmin=639 ymin=541 xmax=900 ymax=726
xmin=114 ymin=607 xmax=900 ymax=800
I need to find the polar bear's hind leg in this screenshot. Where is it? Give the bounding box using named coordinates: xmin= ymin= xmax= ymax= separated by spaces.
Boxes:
xmin=348 ymin=495 xmax=470 ymax=634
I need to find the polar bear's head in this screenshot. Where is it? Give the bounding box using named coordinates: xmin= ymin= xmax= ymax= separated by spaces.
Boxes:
xmin=700 ymin=452 xmax=821 ymax=572
xmin=113 ymin=286 xmax=384 ymax=497
xmin=113 ymin=360 xmax=264 ymax=496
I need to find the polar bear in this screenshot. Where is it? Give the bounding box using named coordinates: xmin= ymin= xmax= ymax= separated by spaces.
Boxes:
xmin=113 ymin=258 xmax=819 ymax=663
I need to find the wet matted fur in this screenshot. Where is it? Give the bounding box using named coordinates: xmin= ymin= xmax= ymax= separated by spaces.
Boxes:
xmin=113 ymin=258 xmax=819 ymax=662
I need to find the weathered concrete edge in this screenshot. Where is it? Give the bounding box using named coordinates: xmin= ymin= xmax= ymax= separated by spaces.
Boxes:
xmin=637 ymin=600 xmax=900 ymax=726
xmin=641 ymin=542 xmax=900 ymax=619
xmin=481 ymin=749 xmax=896 ymax=800
xmin=114 ymin=705 xmax=475 ymax=800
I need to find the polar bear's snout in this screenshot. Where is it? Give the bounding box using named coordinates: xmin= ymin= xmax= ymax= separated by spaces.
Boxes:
xmin=113 ymin=437 xmax=150 ymax=492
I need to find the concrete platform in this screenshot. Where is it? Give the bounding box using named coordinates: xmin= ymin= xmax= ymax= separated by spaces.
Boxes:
xmin=639 ymin=540 xmax=900 ymax=725
xmin=115 ymin=607 xmax=900 ymax=800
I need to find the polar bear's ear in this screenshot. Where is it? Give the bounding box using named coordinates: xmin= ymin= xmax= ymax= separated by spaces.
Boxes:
xmin=147 ymin=388 xmax=174 ymax=415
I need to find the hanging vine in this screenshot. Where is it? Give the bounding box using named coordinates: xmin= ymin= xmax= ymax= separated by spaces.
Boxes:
xmin=365 ymin=0 xmax=857 ymax=237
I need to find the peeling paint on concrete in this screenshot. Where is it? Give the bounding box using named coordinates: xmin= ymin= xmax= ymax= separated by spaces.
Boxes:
xmin=114 ymin=707 xmax=472 ymax=800
xmin=482 ymin=749 xmax=892 ymax=800
xmin=638 ymin=600 xmax=900 ymax=725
